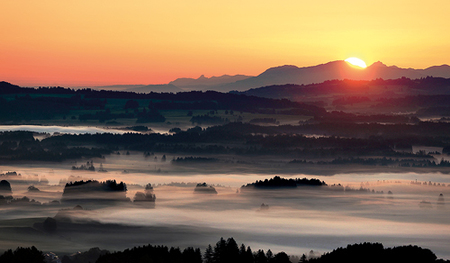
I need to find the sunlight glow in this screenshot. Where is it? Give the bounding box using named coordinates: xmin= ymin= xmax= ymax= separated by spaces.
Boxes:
xmin=345 ymin=57 xmax=367 ymax=68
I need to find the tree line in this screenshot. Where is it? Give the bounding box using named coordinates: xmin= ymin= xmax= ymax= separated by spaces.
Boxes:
xmin=2 ymin=122 xmax=449 ymax=161
xmin=1 ymin=239 xmax=448 ymax=263
xmin=0 ymin=81 xmax=325 ymax=117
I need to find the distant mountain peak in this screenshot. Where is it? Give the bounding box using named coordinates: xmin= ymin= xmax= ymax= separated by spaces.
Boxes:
xmin=169 ymin=74 xmax=252 ymax=89
xmin=369 ymin=61 xmax=387 ymax=68
xmin=323 ymin=60 xmax=347 ymax=65
xmin=426 ymin=64 xmax=450 ymax=69
xmin=269 ymin=65 xmax=300 ymax=70
xmin=261 ymin=65 xmax=298 ymax=72
xmin=259 ymin=65 xmax=300 ymax=76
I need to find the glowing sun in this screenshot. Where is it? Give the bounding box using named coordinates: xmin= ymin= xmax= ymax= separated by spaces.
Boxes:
xmin=345 ymin=57 xmax=367 ymax=68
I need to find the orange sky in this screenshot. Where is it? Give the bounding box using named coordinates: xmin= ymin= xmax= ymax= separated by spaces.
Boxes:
xmin=1 ymin=0 xmax=449 ymax=87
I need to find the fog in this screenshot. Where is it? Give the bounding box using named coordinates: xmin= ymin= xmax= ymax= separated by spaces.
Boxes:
xmin=1 ymin=155 xmax=450 ymax=259
xmin=0 ymin=125 xmax=136 ymax=135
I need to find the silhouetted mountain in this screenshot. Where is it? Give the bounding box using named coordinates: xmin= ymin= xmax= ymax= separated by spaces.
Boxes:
xmin=168 ymin=61 xmax=450 ymax=92
xmin=0 ymin=81 xmax=23 ymax=92
xmin=364 ymin=62 xmax=450 ymax=80
xmin=4 ymin=61 xmax=450 ymax=93
xmin=230 ymin=61 xmax=356 ymax=91
xmin=225 ymin=61 xmax=450 ymax=92
xmin=169 ymin=74 xmax=251 ymax=90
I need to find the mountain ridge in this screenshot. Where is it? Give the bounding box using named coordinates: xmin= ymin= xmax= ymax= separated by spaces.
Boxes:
xmin=169 ymin=61 xmax=450 ymax=92
xmin=169 ymin=74 xmax=251 ymax=89
xmin=4 ymin=61 xmax=450 ymax=93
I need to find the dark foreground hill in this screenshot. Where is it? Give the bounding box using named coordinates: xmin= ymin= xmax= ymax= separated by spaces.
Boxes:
xmin=236 ymin=77 xmax=450 ymax=100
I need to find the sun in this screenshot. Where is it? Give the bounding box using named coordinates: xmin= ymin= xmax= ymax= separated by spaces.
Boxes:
xmin=345 ymin=57 xmax=367 ymax=69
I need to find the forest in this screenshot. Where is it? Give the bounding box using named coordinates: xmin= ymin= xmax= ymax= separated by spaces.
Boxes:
xmin=1 ymin=238 xmax=448 ymax=263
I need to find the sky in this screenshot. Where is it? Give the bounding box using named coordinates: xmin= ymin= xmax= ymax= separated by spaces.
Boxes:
xmin=1 ymin=0 xmax=449 ymax=87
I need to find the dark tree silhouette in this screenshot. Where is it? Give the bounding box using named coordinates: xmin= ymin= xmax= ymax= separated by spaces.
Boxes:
xmin=0 ymin=246 xmax=45 ymax=263
xmin=242 ymin=176 xmax=326 ymax=189
xmin=194 ymin=183 xmax=218 ymax=194
xmin=96 ymin=243 xmax=202 ymax=263
xmin=182 ymin=247 xmax=202 ymax=263
xmin=272 ymin=251 xmax=291 ymax=263
xmin=254 ymin=249 xmax=268 ymax=263
xmin=0 ymin=180 xmax=12 ymax=194
xmin=305 ymin=243 xmax=441 ymax=263
xmin=204 ymin=244 xmax=214 ymax=263
xmin=239 ymin=244 xmax=254 ymax=263
xmin=62 ymin=179 xmax=128 ymax=203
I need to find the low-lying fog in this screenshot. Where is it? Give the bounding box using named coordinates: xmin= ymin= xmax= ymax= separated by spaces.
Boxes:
xmin=1 ymin=155 xmax=450 ymax=259
xmin=0 ymin=125 xmax=133 ymax=135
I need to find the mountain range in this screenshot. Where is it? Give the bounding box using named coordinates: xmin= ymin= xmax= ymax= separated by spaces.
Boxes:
xmin=166 ymin=60 xmax=450 ymax=92
xmin=50 ymin=60 xmax=450 ymax=93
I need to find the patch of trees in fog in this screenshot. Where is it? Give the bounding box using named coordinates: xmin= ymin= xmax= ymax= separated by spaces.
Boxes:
xmin=0 ymin=178 xmax=52 ymax=206
xmin=133 ymin=183 xmax=156 ymax=205
xmin=0 ymin=195 xmax=42 ymax=206
xmin=242 ymin=176 xmax=326 ymax=189
xmin=194 ymin=183 xmax=218 ymax=194
xmin=62 ymin=180 xmax=128 ymax=202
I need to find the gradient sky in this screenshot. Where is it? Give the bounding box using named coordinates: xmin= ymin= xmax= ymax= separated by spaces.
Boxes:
xmin=1 ymin=0 xmax=449 ymax=86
